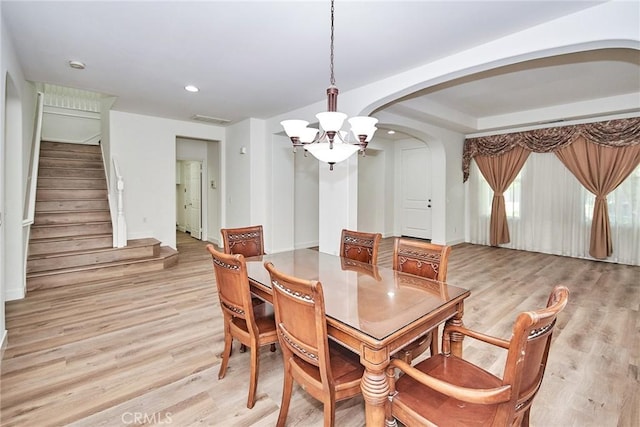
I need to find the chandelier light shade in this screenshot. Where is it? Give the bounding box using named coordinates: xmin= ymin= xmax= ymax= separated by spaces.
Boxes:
xmin=280 ymin=0 xmax=378 ymax=170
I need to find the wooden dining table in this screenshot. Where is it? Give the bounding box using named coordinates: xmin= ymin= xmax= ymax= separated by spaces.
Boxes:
xmin=245 ymin=248 xmax=470 ymax=427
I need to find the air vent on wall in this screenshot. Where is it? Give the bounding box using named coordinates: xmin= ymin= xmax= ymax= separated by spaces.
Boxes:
xmin=191 ymin=114 xmax=231 ymax=125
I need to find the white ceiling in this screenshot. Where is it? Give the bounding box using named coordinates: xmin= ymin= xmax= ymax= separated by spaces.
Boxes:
xmin=3 ymin=1 xmax=639 ymax=136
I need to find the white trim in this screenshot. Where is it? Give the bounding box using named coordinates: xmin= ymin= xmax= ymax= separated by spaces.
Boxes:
xmin=446 ymin=238 xmax=466 ymax=246
xmin=41 ymin=136 xmax=101 ymax=145
xmin=1 ymin=329 xmax=7 ymax=359
xmin=295 ymin=240 xmax=319 ymax=250
xmin=43 ymin=106 xmax=101 ymax=120
xmin=5 ymin=286 xmax=25 ymax=301
xmin=465 ymin=112 xmax=640 ymax=139
xmin=205 ymin=237 xmax=221 ymax=247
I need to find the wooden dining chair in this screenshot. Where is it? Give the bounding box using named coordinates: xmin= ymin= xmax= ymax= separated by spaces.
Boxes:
xmin=221 ymin=225 xmax=268 ymax=353
xmin=393 ymin=237 xmax=452 ymax=364
xmin=264 ymin=261 xmax=364 ymax=427
xmin=221 ymin=225 xmax=265 ymax=258
xmin=206 ymin=244 xmax=278 ymax=409
xmin=340 ymin=229 xmax=382 ymax=265
xmin=386 ymin=285 xmax=569 ymax=427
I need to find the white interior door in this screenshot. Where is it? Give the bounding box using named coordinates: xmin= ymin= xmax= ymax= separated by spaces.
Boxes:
xmin=185 ymin=161 xmax=202 ymax=239
xmin=401 ymin=146 xmax=432 ymax=239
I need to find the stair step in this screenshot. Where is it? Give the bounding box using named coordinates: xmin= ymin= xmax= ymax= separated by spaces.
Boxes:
xmin=40 ymin=149 xmax=103 ymax=161
xmin=30 ymin=222 xmax=113 ymax=239
xmin=37 ymin=177 xmax=107 ymax=190
xmin=27 ymin=246 xmax=179 ymax=291
xmin=37 ymin=188 xmax=108 ymax=201
xmin=36 ymin=199 xmax=110 ymax=212
xmin=38 ymin=157 xmax=103 ymax=169
xmin=28 ymin=234 xmax=113 ymax=255
xmin=38 ymin=167 xmax=106 ymax=179
xmin=34 ymin=210 xmax=111 ymax=225
xmin=27 ymin=238 xmax=161 ymax=273
xmin=41 ymin=141 xmax=101 ymax=153
xmin=27 ymin=141 xmax=180 ymax=293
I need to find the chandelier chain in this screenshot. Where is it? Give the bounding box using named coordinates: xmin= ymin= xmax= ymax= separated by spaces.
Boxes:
xmin=279 ymin=0 xmax=378 ymax=170
xmin=330 ymin=0 xmax=335 ymax=87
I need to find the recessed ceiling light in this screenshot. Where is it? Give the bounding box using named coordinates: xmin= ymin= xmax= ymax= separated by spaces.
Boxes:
xmin=68 ymin=60 xmax=85 ymax=70
xmin=185 ymin=85 xmax=199 ymax=93
xmin=387 ymin=130 xmax=396 ymax=135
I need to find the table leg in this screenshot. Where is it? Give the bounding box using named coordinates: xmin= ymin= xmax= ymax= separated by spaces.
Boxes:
xmin=361 ymin=367 xmax=389 ymax=426
xmin=446 ymin=302 xmax=465 ymax=358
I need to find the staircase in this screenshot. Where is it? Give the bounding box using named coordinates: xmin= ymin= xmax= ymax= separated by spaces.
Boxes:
xmin=27 ymin=141 xmax=178 ymax=292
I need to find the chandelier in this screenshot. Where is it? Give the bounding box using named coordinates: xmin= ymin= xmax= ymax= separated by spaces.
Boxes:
xmin=280 ymin=0 xmax=378 ymax=170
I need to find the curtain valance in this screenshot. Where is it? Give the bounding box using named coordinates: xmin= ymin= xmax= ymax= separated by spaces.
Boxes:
xmin=463 ymin=117 xmax=640 ymax=182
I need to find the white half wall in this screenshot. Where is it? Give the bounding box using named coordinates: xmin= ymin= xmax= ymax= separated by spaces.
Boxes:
xmin=41 ymin=106 xmax=101 ymax=144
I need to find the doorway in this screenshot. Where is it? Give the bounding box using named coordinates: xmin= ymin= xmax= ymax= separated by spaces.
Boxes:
xmin=397 ymin=143 xmax=432 ymax=240
xmin=176 ymin=136 xmax=221 ymax=242
xmin=176 ymin=160 xmax=202 ymax=239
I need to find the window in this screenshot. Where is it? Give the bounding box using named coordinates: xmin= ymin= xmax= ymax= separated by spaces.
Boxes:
xmin=468 ymin=154 xmax=639 ymax=265
xmin=584 ymin=166 xmax=640 ymax=226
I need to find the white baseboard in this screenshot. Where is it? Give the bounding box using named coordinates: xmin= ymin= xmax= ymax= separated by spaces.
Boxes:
xmin=1 ymin=329 xmax=7 ymax=360
xmin=446 ymin=238 xmax=466 ymax=246
xmin=295 ymin=240 xmax=318 ymax=249
xmin=5 ymin=287 xmax=25 ymax=301
xmin=206 ymin=236 xmax=221 ymax=247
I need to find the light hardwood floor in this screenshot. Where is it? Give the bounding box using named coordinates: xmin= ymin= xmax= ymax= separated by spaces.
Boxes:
xmin=1 ymin=232 xmax=638 ymax=426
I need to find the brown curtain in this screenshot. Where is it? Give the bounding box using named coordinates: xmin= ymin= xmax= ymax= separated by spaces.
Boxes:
xmin=555 ymin=137 xmax=640 ymax=259
xmin=463 ymin=117 xmax=640 ymax=182
xmin=474 ymin=146 xmax=530 ymax=246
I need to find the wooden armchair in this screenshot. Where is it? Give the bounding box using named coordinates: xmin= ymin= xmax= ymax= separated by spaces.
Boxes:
xmin=386 ymin=285 xmax=569 ymax=427
xmin=206 ymin=245 xmax=278 ymax=409
xmin=264 ymin=261 xmax=364 ymax=427
xmin=220 ymin=225 xmax=265 ymax=258
xmin=393 ymin=237 xmax=452 ymax=364
xmin=340 ymin=229 xmax=382 ymax=265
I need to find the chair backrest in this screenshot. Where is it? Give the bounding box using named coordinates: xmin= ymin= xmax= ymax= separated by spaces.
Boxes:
xmin=340 ymin=229 xmax=382 ymax=265
xmin=206 ymin=244 xmax=257 ymax=335
xmin=392 ymin=237 xmax=451 ymax=281
xmin=498 ymin=286 xmax=570 ymax=423
xmin=264 ymin=261 xmax=333 ymax=385
xmin=220 ymin=225 xmax=265 ymax=258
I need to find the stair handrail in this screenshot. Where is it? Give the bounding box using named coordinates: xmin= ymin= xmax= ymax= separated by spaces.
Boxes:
xmin=112 ymin=156 xmax=127 ymax=248
xmin=22 ymin=91 xmax=44 ymax=226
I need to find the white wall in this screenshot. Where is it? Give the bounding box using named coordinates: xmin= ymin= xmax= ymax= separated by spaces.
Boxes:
xmin=223 ymin=118 xmax=275 ymax=247
xmin=109 ymin=111 xmax=224 ymax=249
xmin=294 ymin=150 xmax=319 ymax=248
xmin=0 ymin=0 xmax=6 ymax=353
xmin=375 ymin=111 xmax=466 ymax=245
xmin=1 ymin=9 xmax=33 ymax=343
xmin=357 ymin=144 xmax=387 ymax=236
xmin=206 ymin=140 xmax=221 ymax=245
xmin=248 ymin=119 xmax=267 ymax=227
xmin=269 ymin=133 xmax=295 ymax=253
xmin=41 ymin=106 xmax=101 ymax=144
xmin=224 ymin=119 xmax=252 ymax=228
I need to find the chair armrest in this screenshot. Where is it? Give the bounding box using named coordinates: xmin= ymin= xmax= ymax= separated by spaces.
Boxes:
xmin=444 ymin=324 xmax=510 ymax=350
xmin=388 ymin=358 xmax=512 ymax=405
